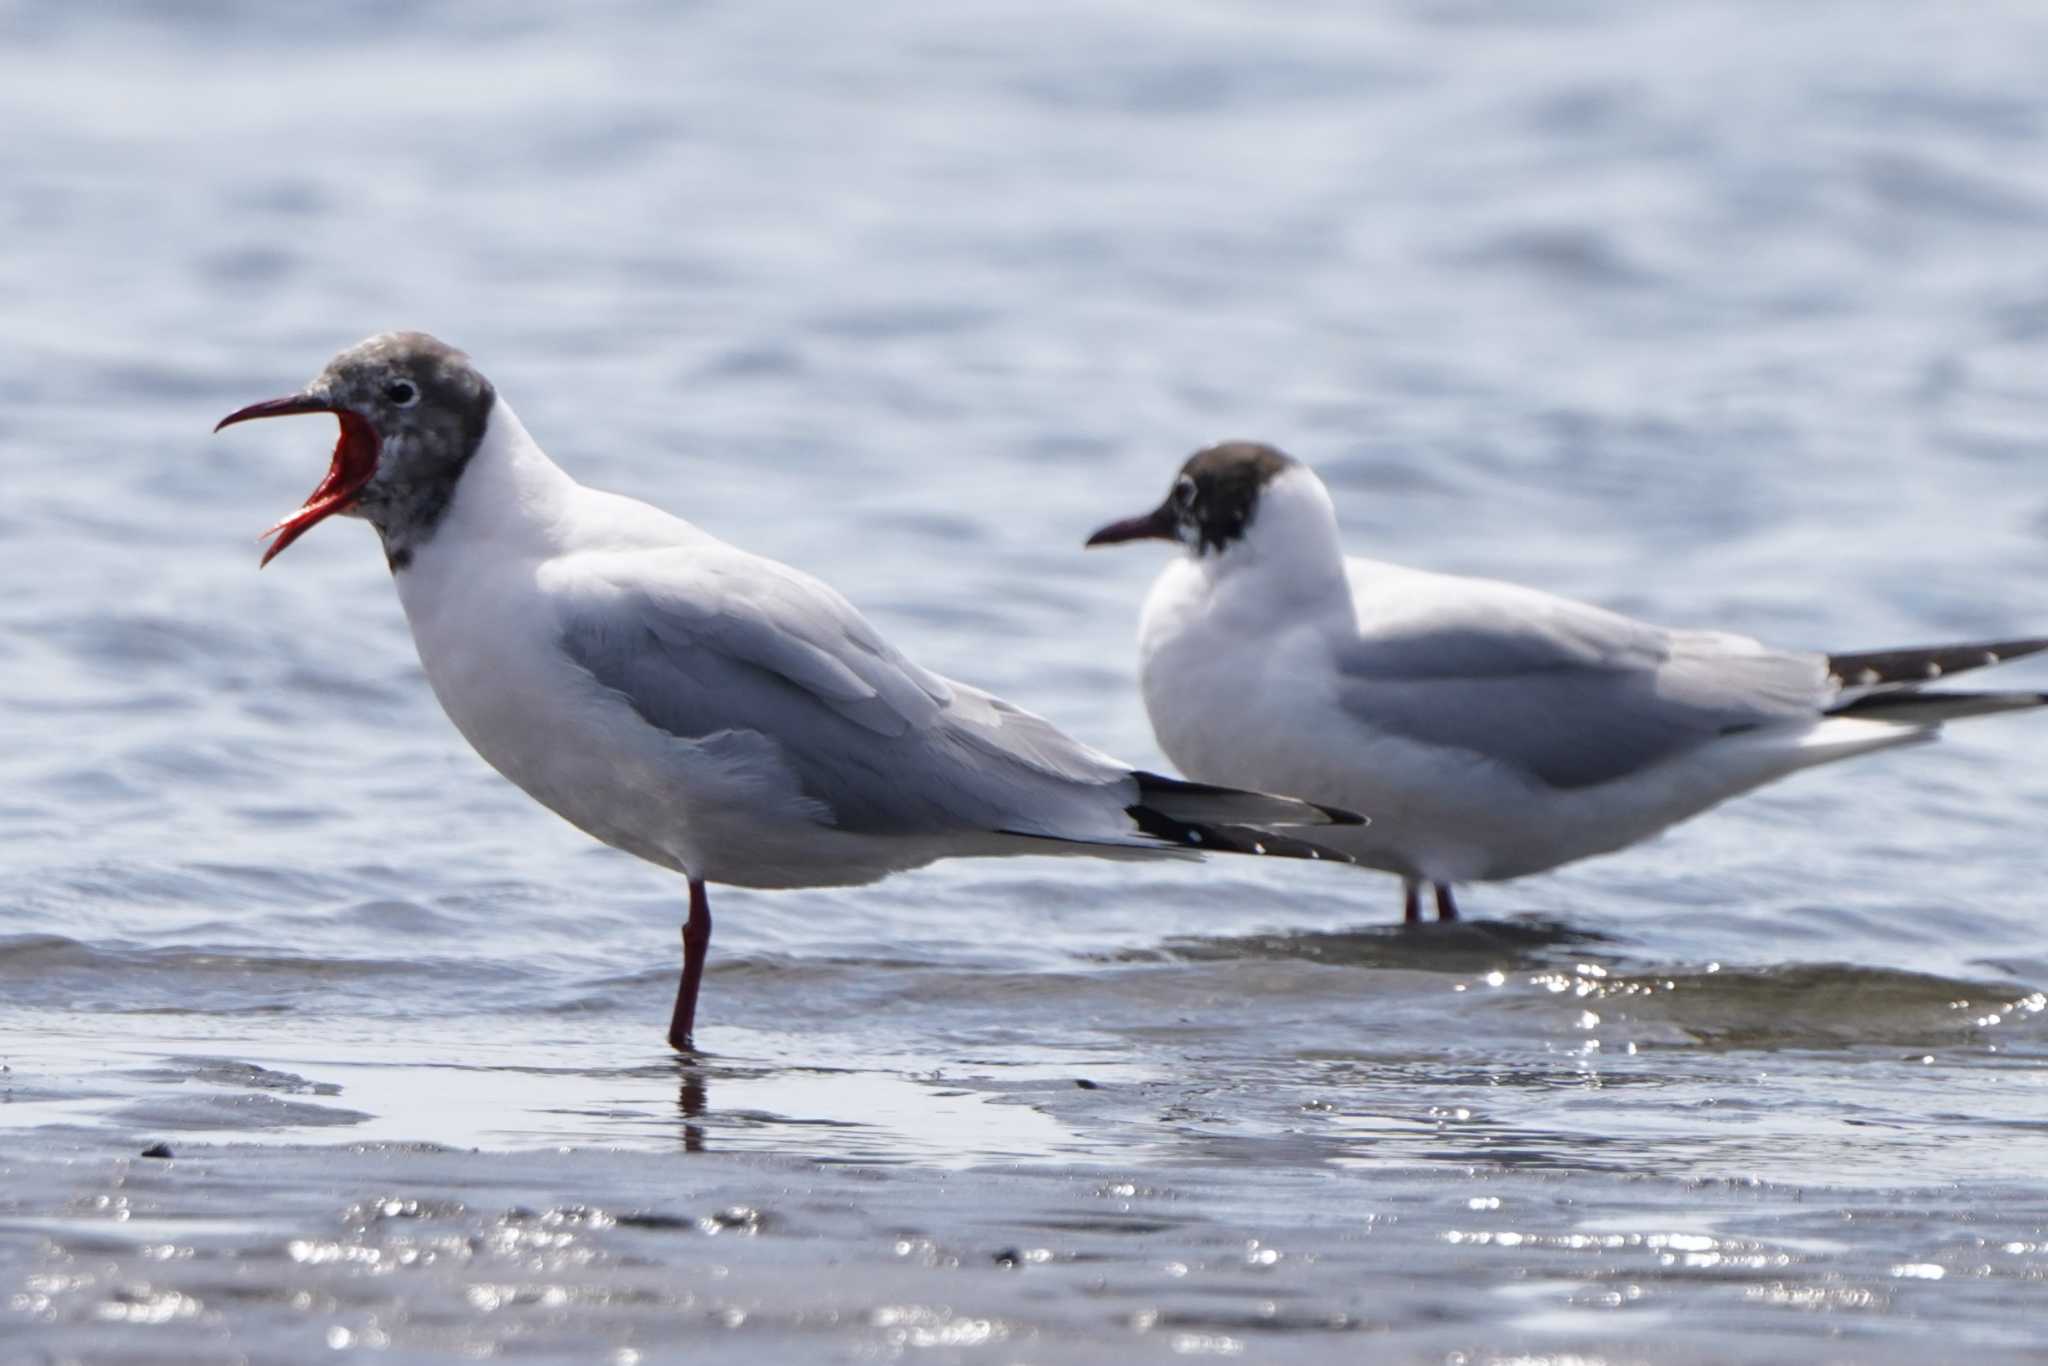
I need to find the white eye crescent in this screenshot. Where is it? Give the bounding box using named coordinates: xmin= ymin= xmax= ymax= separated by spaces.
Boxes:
xmin=384 ymin=379 xmax=420 ymax=407
xmin=1173 ymin=475 xmax=1198 ymax=507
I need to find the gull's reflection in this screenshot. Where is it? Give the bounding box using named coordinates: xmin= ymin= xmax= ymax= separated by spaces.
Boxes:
xmin=677 ymin=1065 xmax=707 ymax=1153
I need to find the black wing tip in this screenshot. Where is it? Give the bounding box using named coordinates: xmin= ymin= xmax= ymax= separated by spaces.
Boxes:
xmin=1129 ymin=770 xmax=1367 ymax=827
xmin=1130 ymin=769 xmax=1228 ymax=794
xmin=1320 ymin=802 xmax=1367 ymax=827
xmin=1827 ymin=636 xmax=2048 ymax=687
xmin=1828 ymin=689 xmax=2048 ymax=718
xmin=1123 ymin=803 xmax=1358 ymax=863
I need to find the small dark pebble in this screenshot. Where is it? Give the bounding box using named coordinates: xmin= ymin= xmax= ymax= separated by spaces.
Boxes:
xmin=616 ymin=1212 xmax=694 ymax=1231
xmin=139 ymin=1143 xmax=174 ymax=1159
xmin=1074 ymin=1078 xmax=1100 ymax=1090
xmin=992 ymin=1247 xmax=1021 ymax=1267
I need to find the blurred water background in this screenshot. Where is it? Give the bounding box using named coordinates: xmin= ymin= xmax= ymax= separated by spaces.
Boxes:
xmin=7 ymin=1 xmax=2048 ymax=1360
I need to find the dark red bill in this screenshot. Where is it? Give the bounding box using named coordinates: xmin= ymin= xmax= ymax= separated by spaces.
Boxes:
xmin=1084 ymin=502 xmax=1177 ymax=547
xmin=215 ymin=396 xmax=379 ymax=566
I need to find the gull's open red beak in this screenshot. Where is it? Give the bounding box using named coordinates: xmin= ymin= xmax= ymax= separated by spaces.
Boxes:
xmin=215 ymin=395 xmax=380 ymax=566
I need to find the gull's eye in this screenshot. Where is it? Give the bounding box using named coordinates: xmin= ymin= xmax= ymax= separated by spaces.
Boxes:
xmin=1173 ymin=475 xmax=1198 ymax=508
xmin=384 ymin=379 xmax=419 ymax=407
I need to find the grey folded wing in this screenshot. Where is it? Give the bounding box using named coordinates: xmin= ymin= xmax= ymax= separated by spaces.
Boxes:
xmin=554 ymin=547 xmax=1131 ymax=835
xmin=1334 ymin=585 xmax=1832 ymax=790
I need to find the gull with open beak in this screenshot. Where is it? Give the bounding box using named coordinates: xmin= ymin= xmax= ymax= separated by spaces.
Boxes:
xmin=218 ymin=334 xmax=1361 ymax=1051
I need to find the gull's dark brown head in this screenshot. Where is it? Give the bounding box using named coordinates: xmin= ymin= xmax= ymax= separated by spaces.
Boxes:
xmin=216 ymin=331 xmax=496 ymax=568
xmin=1086 ymin=441 xmax=1299 ymax=557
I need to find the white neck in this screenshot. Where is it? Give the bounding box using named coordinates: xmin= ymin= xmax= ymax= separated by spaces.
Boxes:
xmin=431 ymin=396 xmax=583 ymax=555
xmin=1196 ymin=464 xmax=1348 ymax=600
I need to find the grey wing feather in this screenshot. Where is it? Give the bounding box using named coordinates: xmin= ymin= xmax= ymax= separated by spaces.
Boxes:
xmin=557 ymin=548 xmax=1128 ymax=835
xmin=1335 ymin=577 xmax=1832 ymax=789
xmin=646 ymin=554 xmax=954 ymax=738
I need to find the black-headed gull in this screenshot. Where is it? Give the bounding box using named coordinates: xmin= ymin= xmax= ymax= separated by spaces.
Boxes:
xmin=1088 ymin=440 xmax=2048 ymax=924
xmin=215 ymin=336 xmax=1359 ymax=1051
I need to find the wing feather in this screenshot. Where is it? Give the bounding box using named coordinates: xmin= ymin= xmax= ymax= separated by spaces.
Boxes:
xmin=1336 ymin=563 xmax=1831 ymax=789
xmin=550 ymin=546 xmax=1128 ymax=835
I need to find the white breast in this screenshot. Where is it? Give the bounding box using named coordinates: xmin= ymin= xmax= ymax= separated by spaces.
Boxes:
xmin=387 ymin=403 xmax=699 ymax=873
xmin=387 ymin=402 xmax=965 ymax=890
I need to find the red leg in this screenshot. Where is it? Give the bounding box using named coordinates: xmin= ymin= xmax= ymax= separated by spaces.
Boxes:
xmin=1403 ymin=880 xmax=1422 ymax=924
xmin=667 ymin=877 xmax=712 ymax=1053
xmin=1433 ymin=882 xmax=1460 ymax=922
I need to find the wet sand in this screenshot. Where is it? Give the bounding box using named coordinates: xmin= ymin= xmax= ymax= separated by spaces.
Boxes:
xmin=6 ymin=974 xmax=2048 ymax=1362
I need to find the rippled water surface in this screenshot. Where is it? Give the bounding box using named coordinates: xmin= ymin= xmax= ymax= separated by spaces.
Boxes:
xmin=9 ymin=1 xmax=2048 ymax=1360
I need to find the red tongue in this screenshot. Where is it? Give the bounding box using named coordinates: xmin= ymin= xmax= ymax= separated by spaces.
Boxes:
xmin=258 ymin=411 xmax=379 ymax=567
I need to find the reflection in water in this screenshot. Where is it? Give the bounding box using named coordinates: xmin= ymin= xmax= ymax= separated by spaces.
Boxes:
xmin=1142 ymin=915 xmax=1623 ymax=973
xmin=677 ymin=1065 xmax=706 ymax=1153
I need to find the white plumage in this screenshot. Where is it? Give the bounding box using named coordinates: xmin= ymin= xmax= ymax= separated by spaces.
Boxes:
xmin=219 ymin=335 xmax=1353 ymax=1049
xmin=398 ymin=400 xmax=1223 ymax=889
xmin=1093 ymin=443 xmax=2048 ymax=921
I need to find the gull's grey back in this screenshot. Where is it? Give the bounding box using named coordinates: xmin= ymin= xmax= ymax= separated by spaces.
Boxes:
xmin=556 ymin=547 xmax=1132 ymax=837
